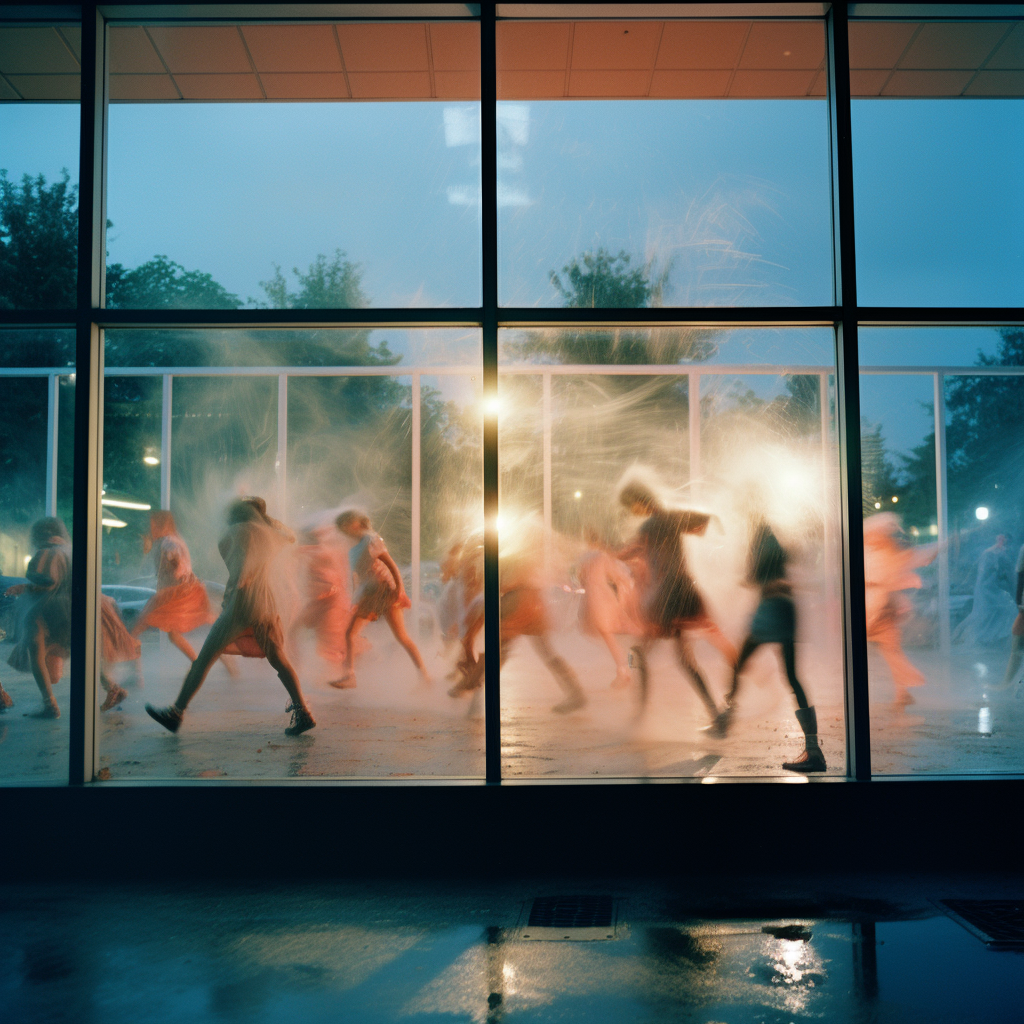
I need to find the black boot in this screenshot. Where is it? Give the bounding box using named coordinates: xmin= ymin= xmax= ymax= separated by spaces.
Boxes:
xmin=783 ymin=706 xmax=826 ymax=772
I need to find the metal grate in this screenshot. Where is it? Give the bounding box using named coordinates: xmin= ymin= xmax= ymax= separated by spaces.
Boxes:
xmin=940 ymin=900 xmax=1024 ymax=946
xmin=522 ymin=895 xmax=616 ymax=941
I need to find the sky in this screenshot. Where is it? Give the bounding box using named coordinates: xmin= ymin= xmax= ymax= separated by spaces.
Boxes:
xmin=1 ymin=94 xmax=1022 ymax=459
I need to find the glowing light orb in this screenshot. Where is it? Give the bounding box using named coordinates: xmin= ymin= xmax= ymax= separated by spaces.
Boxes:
xmin=929 ymin=524 xmax=939 ymax=536
xmin=143 ymin=455 xmax=160 ymax=466
xmin=484 ymin=396 xmax=501 ymax=418
xmin=891 ymin=496 xmax=898 ymax=503
xmin=573 ymin=490 xmax=582 ymax=499
xmin=874 ymin=502 xmax=881 ymax=509
xmin=494 ymin=515 xmax=504 ymax=533
xmin=975 ymin=506 xmax=989 ymax=521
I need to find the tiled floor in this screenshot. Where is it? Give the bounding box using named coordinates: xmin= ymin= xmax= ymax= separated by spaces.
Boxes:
xmin=2 ymin=872 xmax=1021 ymax=1022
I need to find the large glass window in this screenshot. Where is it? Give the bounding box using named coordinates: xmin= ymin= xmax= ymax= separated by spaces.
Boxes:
xmin=496 ymin=19 xmax=833 ymax=307
xmin=0 ymin=330 xmax=76 ymax=783
xmin=497 ymin=327 xmax=844 ymax=777
xmin=860 ymin=326 xmax=1024 ymax=774
xmin=97 ymin=328 xmax=483 ymax=780
xmin=105 ymin=21 xmax=482 ymax=309
xmin=851 ymin=20 xmax=1024 ymax=306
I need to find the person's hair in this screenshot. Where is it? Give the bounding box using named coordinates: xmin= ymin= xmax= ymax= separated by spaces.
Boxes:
xmin=619 ymin=482 xmax=658 ymax=512
xmin=335 ymin=509 xmax=371 ymax=532
xmin=31 ymin=516 xmax=69 ymax=548
xmin=149 ymin=510 xmax=176 ymax=538
xmin=227 ymin=496 xmax=272 ymax=526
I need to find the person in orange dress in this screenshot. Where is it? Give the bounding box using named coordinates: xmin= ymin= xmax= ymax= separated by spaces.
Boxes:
xmin=294 ymin=523 xmax=353 ymax=680
xmin=131 ymin=511 xmax=222 ymax=667
xmin=145 ymin=497 xmax=315 ymax=736
xmin=5 ymin=517 xmax=72 ymax=718
xmin=334 ymin=510 xmax=429 ymax=687
xmin=98 ymin=594 xmax=140 ymax=711
xmin=863 ymin=512 xmax=937 ymax=706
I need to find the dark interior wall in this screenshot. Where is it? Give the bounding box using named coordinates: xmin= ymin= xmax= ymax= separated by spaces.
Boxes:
xmin=3 ymin=779 xmax=1019 ymax=880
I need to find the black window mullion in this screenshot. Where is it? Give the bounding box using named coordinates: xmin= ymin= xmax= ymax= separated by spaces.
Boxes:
xmin=828 ymin=3 xmax=871 ymax=781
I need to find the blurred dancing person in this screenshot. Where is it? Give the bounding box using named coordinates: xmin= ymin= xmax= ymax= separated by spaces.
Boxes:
xmin=1000 ymin=539 xmax=1024 ymax=688
xmin=577 ymin=527 xmax=644 ymax=689
xmin=962 ymin=534 xmax=1017 ymax=645
xmin=618 ymin=482 xmax=731 ymax=725
xmin=712 ymin=513 xmax=826 ymax=772
xmin=295 ymin=524 xmax=353 ymax=685
xmin=5 ymin=517 xmax=72 ymax=718
xmin=863 ymin=513 xmax=936 ymax=706
xmin=98 ymin=595 xmax=140 ymax=711
xmin=449 ymin=524 xmax=586 ymax=714
xmin=146 ymin=497 xmax=315 ymax=736
xmin=335 ymin=510 xmax=429 ymax=687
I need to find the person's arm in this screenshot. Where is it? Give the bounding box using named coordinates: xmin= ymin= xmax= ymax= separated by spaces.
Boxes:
xmin=380 ymin=550 xmax=405 ymax=594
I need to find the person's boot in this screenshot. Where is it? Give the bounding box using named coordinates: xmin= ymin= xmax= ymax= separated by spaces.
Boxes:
xmin=550 ymin=657 xmax=586 ymax=714
xmin=783 ymin=706 xmax=827 ymax=772
xmin=146 ymin=703 xmax=183 ymax=733
xmin=285 ymin=704 xmax=316 ymax=736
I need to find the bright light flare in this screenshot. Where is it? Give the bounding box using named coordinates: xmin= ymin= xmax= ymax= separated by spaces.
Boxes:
xmin=101 ymin=516 xmax=127 ymax=528
xmin=483 ymin=396 xmax=501 ymax=418
xmin=101 ymin=498 xmax=152 ymax=511
xmin=874 ymin=502 xmax=882 ymax=509
xmin=143 ymin=455 xmax=160 ymax=466
xmin=975 ymin=506 xmax=989 ymax=521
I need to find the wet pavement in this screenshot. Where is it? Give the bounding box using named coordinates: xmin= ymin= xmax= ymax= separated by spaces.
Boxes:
xmin=1 ymin=873 xmax=1021 ymax=1023
xmin=1 ymin=623 xmax=1023 ymax=782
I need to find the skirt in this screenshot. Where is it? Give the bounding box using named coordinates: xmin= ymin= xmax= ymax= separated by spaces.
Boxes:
xmin=137 ymin=576 xmax=213 ymax=634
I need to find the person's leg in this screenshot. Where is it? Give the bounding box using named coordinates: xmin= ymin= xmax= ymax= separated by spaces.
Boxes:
xmin=28 ymin=622 xmax=59 ymax=716
xmin=340 ymin=614 xmax=368 ymax=679
xmin=166 ymin=630 xmax=198 ymax=662
xmin=707 ymin=636 xmax=760 ymax=737
xmin=530 ymin=634 xmax=586 ymax=713
xmin=261 ymin=636 xmax=315 ymax=735
xmin=778 ymin=638 xmax=826 ymax=772
xmin=674 ymin=633 xmax=720 ymax=720
xmin=631 ymin=638 xmax=653 ymax=711
xmin=700 ymin=617 xmax=738 ymax=668
xmin=99 ymin=666 xmax=128 ymax=711
xmin=384 ymin=605 xmax=429 ymax=677
xmin=599 ymin=629 xmax=630 ymax=686
xmin=1002 ymin=636 xmax=1024 ymax=686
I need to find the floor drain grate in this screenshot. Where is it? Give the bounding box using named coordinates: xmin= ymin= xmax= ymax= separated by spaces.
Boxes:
xmin=522 ymin=895 xmax=616 ymax=941
xmin=940 ymin=900 xmax=1024 ymax=946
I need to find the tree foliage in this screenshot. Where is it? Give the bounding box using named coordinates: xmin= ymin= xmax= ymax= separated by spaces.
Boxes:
xmin=0 ymin=170 xmax=78 ymax=310
xmin=257 ymin=249 xmax=367 ymax=310
xmin=106 ymin=254 xmax=242 ymax=309
xmin=550 ymin=248 xmax=666 ymax=310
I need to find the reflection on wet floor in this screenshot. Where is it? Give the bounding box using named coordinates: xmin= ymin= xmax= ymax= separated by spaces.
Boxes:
xmin=2 ymin=877 xmax=1022 ymax=1023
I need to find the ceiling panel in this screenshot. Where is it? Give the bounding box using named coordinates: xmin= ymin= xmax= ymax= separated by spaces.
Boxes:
xmin=739 ymin=21 xmax=824 ymax=70
xmin=496 ymin=21 xmax=571 ymax=70
xmin=109 ymin=26 xmax=166 ymax=74
xmin=497 ymin=69 xmax=565 ymax=98
xmin=655 ymin=21 xmax=749 ymax=70
xmin=347 ymin=70 xmax=432 ymax=98
xmin=241 ymin=24 xmax=342 ymax=73
xmin=5 ymin=74 xmax=80 ymax=99
xmin=882 ymin=69 xmax=974 ymax=96
xmin=731 ymin=68 xmax=817 ymax=96
xmin=429 ymin=22 xmax=479 ymax=71
xmin=570 ymin=21 xmax=663 ymax=70
xmin=174 ymin=73 xmax=263 ymax=99
xmin=965 ymin=69 xmax=1024 ymax=95
xmin=109 ymin=73 xmax=179 ymax=100
xmin=568 ymin=68 xmax=650 ymax=96
xmin=146 ymin=26 xmax=253 ymax=74
xmin=848 ymin=21 xmax=918 ymax=68
xmin=336 ymin=23 xmax=430 ymax=72
xmin=260 ymin=71 xmax=349 ymax=99
xmin=0 ymin=27 xmax=80 ymax=75
xmin=987 ymin=23 xmax=1024 ymax=69
xmin=849 ymin=68 xmax=891 ymax=95
xmin=899 ymin=22 xmax=1010 ymax=70
xmin=435 ymin=70 xmax=480 ymax=98
xmin=649 ymin=68 xmax=732 ymax=96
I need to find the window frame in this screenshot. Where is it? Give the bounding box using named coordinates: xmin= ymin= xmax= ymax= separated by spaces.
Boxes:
xmin=1 ymin=2 xmax=1022 ymax=786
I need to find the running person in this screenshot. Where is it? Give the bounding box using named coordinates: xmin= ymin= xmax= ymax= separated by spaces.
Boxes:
xmin=145 ymin=497 xmax=315 ymax=736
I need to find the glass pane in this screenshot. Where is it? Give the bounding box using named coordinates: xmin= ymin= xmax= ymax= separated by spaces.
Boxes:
xmin=0 ymin=23 xmax=81 ymax=309
xmin=97 ymin=328 xmax=483 ymax=780
xmin=861 ymin=326 xmax=1024 ymax=774
xmin=0 ymin=329 xmax=76 ymax=784
xmin=497 ymin=327 xmax=844 ymax=777
xmin=851 ymin=20 xmax=1024 ymax=306
xmin=105 ymin=21 xmax=481 ymax=309
xmin=496 ymin=19 xmax=833 ymax=307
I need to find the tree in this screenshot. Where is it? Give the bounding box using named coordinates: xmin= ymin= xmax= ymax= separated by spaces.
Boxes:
xmin=0 ymin=170 xmax=77 ymax=309
xmin=256 ymin=249 xmax=367 ymax=310
xmin=860 ymin=421 xmax=904 ymax=517
xmin=550 ymin=248 xmax=667 ymax=310
xmin=106 ymin=254 xmax=242 ymax=309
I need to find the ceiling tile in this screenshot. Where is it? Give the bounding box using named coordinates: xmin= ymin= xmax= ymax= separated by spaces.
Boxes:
xmin=987 ymin=23 xmax=1024 ymax=70
xmin=649 ymin=69 xmax=731 ymax=97
xmin=497 ymin=69 xmax=565 ymax=98
xmin=0 ymin=75 xmax=22 ymax=100
xmin=109 ymin=27 xmax=165 ymax=75
xmin=337 ymin=23 xmax=430 ymax=72
xmin=849 ymin=68 xmax=891 ymax=96
xmin=568 ymin=69 xmax=650 ymax=97
xmin=730 ymin=69 xmax=817 ymax=97
xmin=434 ymin=70 xmax=480 ymax=98
xmin=808 ymin=68 xmax=826 ymax=96
xmin=900 ymin=22 xmax=1009 ymax=70
xmin=260 ymin=72 xmax=349 ymax=99
xmin=174 ymin=73 xmax=263 ymax=100
xmin=241 ymin=25 xmax=342 ymax=74
xmin=58 ymin=26 xmax=81 ymax=62
xmin=430 ymin=22 xmax=480 ymax=72
xmin=0 ymin=27 xmax=81 ymax=75
xmin=739 ymin=21 xmax=824 ymax=70
xmin=570 ymin=21 xmax=663 ymax=70
xmin=848 ymin=21 xmax=918 ymax=69
xmin=147 ymin=26 xmax=252 ymax=74
xmin=496 ymin=21 xmax=570 ymax=70
xmin=109 ymin=74 xmax=179 ymax=101
xmin=655 ymin=21 xmax=749 ymax=70
xmin=964 ymin=70 xmax=1024 ymax=97
xmin=882 ymin=70 xmax=973 ymax=96
xmin=347 ymin=71 xmax=432 ymax=98
xmin=5 ymin=74 xmax=80 ymax=100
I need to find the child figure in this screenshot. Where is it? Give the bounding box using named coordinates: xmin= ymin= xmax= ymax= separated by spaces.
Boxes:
xmin=5 ymin=517 xmax=72 ymax=718
xmin=98 ymin=595 xmax=140 ymax=711
xmin=145 ymin=497 xmax=315 ymax=736
xmin=334 ymin=510 xmax=429 ymax=687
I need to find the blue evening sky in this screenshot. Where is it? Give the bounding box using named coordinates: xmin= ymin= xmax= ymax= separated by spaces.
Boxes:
xmin=1 ymin=95 xmax=1021 ymax=456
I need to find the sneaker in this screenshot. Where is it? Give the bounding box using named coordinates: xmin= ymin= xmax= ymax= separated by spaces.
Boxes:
xmin=782 ymin=748 xmax=827 ymax=773
xmin=285 ymin=706 xmax=316 ymax=736
xmin=0 ymin=688 xmax=13 ymax=711
xmin=145 ymin=703 xmax=183 ymax=733
xmin=26 ymin=701 xmax=60 ymax=719
xmin=101 ymin=685 xmax=129 ymax=712
xmin=701 ymin=706 xmax=733 ymax=738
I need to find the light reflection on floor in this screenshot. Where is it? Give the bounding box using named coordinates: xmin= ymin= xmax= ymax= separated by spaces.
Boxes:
xmin=1 ymin=877 xmax=1022 ymax=1023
